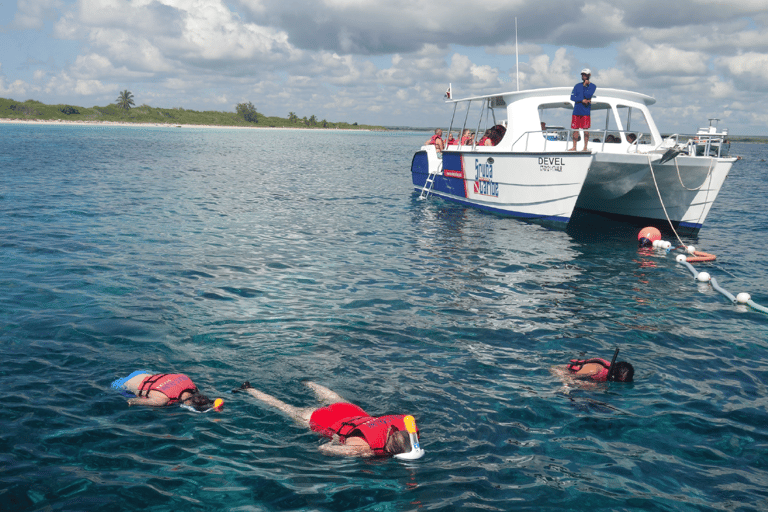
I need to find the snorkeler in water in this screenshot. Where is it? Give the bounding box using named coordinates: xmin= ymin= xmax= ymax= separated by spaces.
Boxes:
xmin=564 ymin=348 xmax=634 ymax=382
xmin=111 ymin=371 xmax=223 ymax=412
xmin=234 ymin=380 xmax=423 ymax=459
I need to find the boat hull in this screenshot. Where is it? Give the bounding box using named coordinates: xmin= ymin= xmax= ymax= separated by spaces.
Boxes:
xmin=411 ymin=149 xmax=592 ymax=226
xmin=580 ymin=152 xmax=651 ymax=200
xmin=575 ymin=154 xmax=736 ymax=232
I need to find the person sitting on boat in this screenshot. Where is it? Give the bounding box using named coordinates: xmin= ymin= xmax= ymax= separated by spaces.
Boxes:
xmin=112 ymin=371 xmax=223 ymax=412
xmin=476 ymin=129 xmax=492 ymax=146
xmin=569 ymin=68 xmax=596 ymax=152
xmin=477 ymin=127 xmax=499 ymax=146
xmin=562 ymin=351 xmax=634 ymax=382
xmin=235 ymin=380 xmax=422 ymax=458
xmin=446 ymin=131 xmax=457 ymax=146
xmin=541 ymin=122 xmax=558 ymax=141
xmin=426 ymin=128 xmax=444 ymax=152
xmin=460 ymin=129 xmax=474 ymax=146
xmin=606 ymin=134 xmax=617 ymax=143
xmin=626 ymin=133 xmax=637 ymax=144
xmin=490 ymin=124 xmax=506 ymax=145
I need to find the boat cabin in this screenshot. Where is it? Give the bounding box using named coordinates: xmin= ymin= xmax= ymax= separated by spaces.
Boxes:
xmin=444 ymin=87 xmax=662 ymax=153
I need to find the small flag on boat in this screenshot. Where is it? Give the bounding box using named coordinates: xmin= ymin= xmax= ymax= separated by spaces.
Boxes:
xmin=445 ymin=84 xmax=452 ymax=100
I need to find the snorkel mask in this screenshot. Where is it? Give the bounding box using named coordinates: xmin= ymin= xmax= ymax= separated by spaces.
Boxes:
xmin=394 ymin=415 xmax=425 ymax=460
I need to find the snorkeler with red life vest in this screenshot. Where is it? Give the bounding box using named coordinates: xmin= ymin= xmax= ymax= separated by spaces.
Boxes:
xmin=234 ymin=380 xmax=424 ymax=459
xmin=563 ymin=348 xmax=634 ymax=383
xmin=111 ymin=371 xmax=224 ymax=412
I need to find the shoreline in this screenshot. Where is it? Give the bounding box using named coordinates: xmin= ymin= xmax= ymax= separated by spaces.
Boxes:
xmin=0 ymin=117 xmax=373 ymax=131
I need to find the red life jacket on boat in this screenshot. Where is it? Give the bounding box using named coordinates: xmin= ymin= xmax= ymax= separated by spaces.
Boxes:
xmin=567 ymin=358 xmax=611 ymax=382
xmin=477 ymin=136 xmax=491 ymax=146
xmin=310 ymin=403 xmax=413 ymax=456
xmin=461 ymin=136 xmax=473 ymax=145
xmin=138 ymin=374 xmax=198 ymax=404
xmin=428 ymin=134 xmax=443 ymax=146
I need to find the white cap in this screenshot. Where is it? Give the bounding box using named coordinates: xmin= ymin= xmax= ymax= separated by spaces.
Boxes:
xmin=581 ymin=68 xmax=591 ymax=75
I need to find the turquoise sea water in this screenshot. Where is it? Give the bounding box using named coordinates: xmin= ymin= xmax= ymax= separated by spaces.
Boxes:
xmin=1 ymin=124 xmax=767 ymax=511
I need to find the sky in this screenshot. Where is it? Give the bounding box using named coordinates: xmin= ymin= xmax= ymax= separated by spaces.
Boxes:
xmin=1 ymin=0 xmax=768 ymax=134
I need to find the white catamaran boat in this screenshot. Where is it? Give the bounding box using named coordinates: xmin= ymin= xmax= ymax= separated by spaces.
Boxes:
xmin=411 ymin=87 xmax=738 ymax=232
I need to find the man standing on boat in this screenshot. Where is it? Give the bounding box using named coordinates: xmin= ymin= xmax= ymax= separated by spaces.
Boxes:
xmin=569 ymin=68 xmax=596 ymax=152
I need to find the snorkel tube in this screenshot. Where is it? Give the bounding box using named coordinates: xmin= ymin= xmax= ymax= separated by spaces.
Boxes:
xmin=394 ymin=415 xmax=425 ymax=460
xmin=180 ymin=397 xmax=224 ymax=414
xmin=605 ymin=348 xmax=620 ymax=382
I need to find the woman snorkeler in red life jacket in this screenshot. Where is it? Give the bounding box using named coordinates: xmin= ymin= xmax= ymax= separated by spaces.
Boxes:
xmin=235 ymin=381 xmax=423 ymax=458
xmin=559 ymin=348 xmax=635 ymax=383
xmin=111 ymin=371 xmax=223 ymax=412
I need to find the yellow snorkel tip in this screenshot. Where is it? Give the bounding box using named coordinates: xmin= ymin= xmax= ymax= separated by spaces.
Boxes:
xmin=394 ymin=415 xmax=425 ymax=460
xmin=213 ymin=398 xmax=224 ymax=411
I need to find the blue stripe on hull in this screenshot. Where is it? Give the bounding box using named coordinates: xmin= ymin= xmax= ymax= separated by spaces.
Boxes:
xmin=415 ymin=187 xmax=571 ymax=224
xmin=573 ymin=207 xmax=702 ymax=235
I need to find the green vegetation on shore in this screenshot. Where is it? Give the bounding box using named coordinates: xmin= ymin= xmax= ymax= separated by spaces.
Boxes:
xmin=727 ymin=135 xmax=768 ymax=143
xmin=0 ymin=97 xmax=385 ymax=130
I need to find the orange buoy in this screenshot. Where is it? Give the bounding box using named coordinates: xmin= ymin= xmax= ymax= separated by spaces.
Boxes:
xmin=686 ymin=251 xmax=716 ymax=262
xmin=638 ymin=227 xmax=661 ymax=247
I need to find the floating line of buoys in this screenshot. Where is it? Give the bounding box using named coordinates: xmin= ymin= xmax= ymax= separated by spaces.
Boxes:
xmin=638 ymin=227 xmax=767 ymax=315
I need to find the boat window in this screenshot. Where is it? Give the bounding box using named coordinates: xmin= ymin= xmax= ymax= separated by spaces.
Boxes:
xmin=616 ymin=105 xmax=652 ymax=144
xmin=595 ymin=103 xmax=622 ymax=142
xmin=538 ymin=104 xmax=573 ymax=141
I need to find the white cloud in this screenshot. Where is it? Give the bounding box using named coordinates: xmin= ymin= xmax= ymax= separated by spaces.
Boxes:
xmin=593 ymin=67 xmax=638 ymax=89
xmin=706 ymin=76 xmax=736 ymax=99
xmin=621 ymin=38 xmax=709 ymax=76
xmin=44 ymin=71 xmax=113 ymax=96
xmin=0 ymin=77 xmax=36 ymax=97
xmin=12 ymin=0 xmax=64 ymax=30
xmin=521 ymin=48 xmax=574 ymax=89
xmin=71 ymin=53 xmax=155 ymax=79
xmin=716 ymin=52 xmax=768 ymax=85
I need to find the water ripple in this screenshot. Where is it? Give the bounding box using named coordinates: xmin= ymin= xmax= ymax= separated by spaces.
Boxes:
xmin=1 ymin=126 xmax=767 ymax=510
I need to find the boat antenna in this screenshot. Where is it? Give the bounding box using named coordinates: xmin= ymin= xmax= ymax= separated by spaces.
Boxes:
xmin=515 ymin=17 xmax=520 ymax=91
xmin=606 ymin=347 xmax=620 ymax=382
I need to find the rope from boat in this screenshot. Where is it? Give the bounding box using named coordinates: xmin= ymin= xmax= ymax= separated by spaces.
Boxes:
xmin=674 ymin=156 xmax=715 ymax=191
xmin=694 ymin=158 xmax=716 ymax=230
xmin=647 ymin=155 xmax=687 ymax=248
xmin=647 ymin=154 xmax=719 ymax=257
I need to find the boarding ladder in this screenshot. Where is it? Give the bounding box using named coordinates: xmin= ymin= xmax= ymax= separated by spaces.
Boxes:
xmin=419 ymin=161 xmax=442 ymax=200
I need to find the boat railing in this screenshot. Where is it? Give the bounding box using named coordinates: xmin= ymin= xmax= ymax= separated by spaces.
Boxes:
xmin=513 ymin=129 xmax=654 ymax=152
xmin=657 ymin=133 xmax=729 ymax=158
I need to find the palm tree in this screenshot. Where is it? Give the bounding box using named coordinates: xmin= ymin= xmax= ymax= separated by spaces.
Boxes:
xmin=308 ymin=114 xmax=317 ymax=126
xmin=116 ymin=90 xmax=135 ymax=110
xmin=288 ymin=111 xmax=298 ymax=123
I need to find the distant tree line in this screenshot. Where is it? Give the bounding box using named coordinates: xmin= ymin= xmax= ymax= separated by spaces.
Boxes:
xmin=1 ymin=90 xmax=375 ymax=129
xmin=287 ymin=111 xmax=331 ymax=127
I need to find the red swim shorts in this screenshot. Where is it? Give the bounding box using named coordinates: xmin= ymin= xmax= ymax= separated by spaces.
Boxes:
xmin=571 ymin=115 xmax=591 ymax=130
xmin=309 ymin=402 xmax=369 ymax=432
